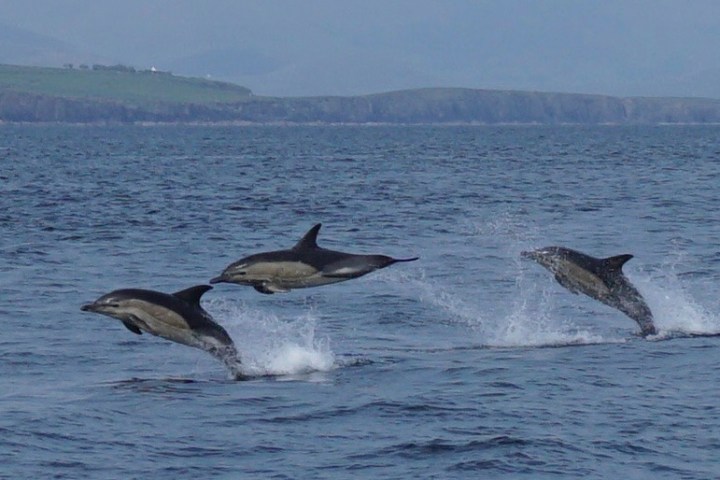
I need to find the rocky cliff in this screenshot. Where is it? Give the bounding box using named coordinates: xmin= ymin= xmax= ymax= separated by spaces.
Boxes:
xmin=2 ymin=86 xmax=720 ymax=125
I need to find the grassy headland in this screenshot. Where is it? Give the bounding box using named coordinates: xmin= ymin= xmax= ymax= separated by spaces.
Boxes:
xmin=0 ymin=64 xmax=252 ymax=104
xmin=2 ymin=64 xmax=720 ymax=124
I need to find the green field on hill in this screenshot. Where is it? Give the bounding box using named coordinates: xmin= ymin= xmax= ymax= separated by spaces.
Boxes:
xmin=2 ymin=64 xmax=720 ymax=124
xmin=0 ymin=64 xmax=253 ymax=104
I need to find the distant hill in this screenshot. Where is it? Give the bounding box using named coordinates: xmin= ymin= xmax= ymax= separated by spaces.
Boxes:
xmin=1 ymin=64 xmax=720 ymax=124
xmin=0 ymin=23 xmax=97 ymax=68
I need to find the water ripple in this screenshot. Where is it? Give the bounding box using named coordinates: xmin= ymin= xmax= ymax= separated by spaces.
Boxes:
xmin=3 ymin=125 xmax=720 ymax=480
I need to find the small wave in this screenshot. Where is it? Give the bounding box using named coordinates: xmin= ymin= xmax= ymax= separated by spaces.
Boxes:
xmin=378 ymin=435 xmax=535 ymax=460
xmin=205 ymin=298 xmax=336 ymax=379
xmin=102 ymin=377 xmax=209 ymax=395
xmin=335 ymin=355 xmax=375 ymax=368
xmin=649 ymin=331 xmax=720 ymax=342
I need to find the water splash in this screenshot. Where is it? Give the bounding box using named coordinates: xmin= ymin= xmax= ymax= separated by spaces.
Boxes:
xmin=449 ymin=214 xmax=720 ymax=343
xmin=459 ymin=212 xmax=540 ymax=242
xmin=379 ymin=213 xmax=627 ymax=347
xmin=502 ymin=252 xmax=623 ymax=347
xmin=487 ymin=292 xmax=609 ymax=348
xmin=205 ymin=298 xmax=336 ymax=379
xmin=633 ymin=267 xmax=720 ymax=339
xmin=381 ymin=268 xmax=609 ymax=348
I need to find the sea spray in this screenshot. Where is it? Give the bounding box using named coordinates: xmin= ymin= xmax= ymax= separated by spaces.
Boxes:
xmin=205 ymin=297 xmax=335 ymax=378
xmin=632 ymin=266 xmax=720 ymax=338
xmin=373 ymin=213 xmax=622 ymax=346
xmin=377 ymin=267 xmax=610 ymax=348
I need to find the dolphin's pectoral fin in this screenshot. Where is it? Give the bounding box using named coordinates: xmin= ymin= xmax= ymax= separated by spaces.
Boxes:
xmin=554 ymin=274 xmax=580 ymax=294
xmin=253 ymin=285 xmax=275 ymax=294
xmin=253 ymin=283 xmax=290 ymax=294
xmin=121 ymin=320 xmax=143 ymax=335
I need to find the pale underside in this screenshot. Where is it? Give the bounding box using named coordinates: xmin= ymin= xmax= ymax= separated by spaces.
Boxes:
xmin=120 ymin=300 xmax=220 ymax=350
xmin=555 ymin=260 xmax=611 ymax=298
xmin=242 ymin=260 xmax=354 ymax=291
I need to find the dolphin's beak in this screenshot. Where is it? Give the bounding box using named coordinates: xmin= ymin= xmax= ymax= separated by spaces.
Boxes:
xmin=209 ymin=276 xmax=225 ymax=284
xmin=81 ymin=303 xmax=97 ymax=312
xmin=521 ymin=250 xmax=544 ymax=263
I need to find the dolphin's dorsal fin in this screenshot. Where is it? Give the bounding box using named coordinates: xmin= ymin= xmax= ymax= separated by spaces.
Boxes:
xmin=173 ymin=285 xmax=213 ymax=306
xmin=292 ymin=223 xmax=322 ymax=251
xmin=602 ymin=254 xmax=634 ymax=273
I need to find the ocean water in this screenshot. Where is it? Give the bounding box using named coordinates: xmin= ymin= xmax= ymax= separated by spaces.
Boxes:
xmin=2 ymin=124 xmax=720 ymax=479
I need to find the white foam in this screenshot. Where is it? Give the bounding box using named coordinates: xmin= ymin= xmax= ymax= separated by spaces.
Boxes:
xmin=633 ymin=268 xmax=720 ymax=338
xmin=205 ymin=298 xmax=336 ymax=379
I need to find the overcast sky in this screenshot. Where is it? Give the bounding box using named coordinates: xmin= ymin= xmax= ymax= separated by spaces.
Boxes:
xmin=1 ymin=0 xmax=719 ymax=98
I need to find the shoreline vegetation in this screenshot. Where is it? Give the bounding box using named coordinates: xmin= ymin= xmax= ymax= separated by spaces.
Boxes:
xmin=2 ymin=64 xmax=720 ymax=125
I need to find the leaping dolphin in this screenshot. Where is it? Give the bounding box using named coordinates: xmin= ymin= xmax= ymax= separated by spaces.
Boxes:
xmin=521 ymin=246 xmax=657 ymax=337
xmin=210 ymin=223 xmax=419 ymax=294
xmin=81 ymin=285 xmax=244 ymax=378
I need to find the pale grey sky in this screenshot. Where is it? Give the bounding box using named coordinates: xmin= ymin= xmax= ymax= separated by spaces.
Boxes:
xmin=1 ymin=0 xmax=719 ymax=98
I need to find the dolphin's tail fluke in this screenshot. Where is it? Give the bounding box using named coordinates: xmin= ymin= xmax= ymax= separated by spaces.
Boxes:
xmin=606 ymin=286 xmax=657 ymax=337
xmin=224 ymin=357 xmax=248 ymax=381
xmin=634 ymin=312 xmax=657 ymax=337
xmin=208 ymin=344 xmax=248 ymax=380
xmin=620 ymin=292 xmax=657 ymax=337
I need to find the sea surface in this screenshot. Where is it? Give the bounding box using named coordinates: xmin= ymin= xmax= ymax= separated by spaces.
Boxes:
xmin=2 ymin=125 xmax=720 ymax=479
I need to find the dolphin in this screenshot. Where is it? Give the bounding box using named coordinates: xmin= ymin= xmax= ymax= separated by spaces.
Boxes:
xmin=521 ymin=246 xmax=657 ymax=337
xmin=81 ymin=284 xmax=245 ymax=378
xmin=210 ymin=223 xmax=419 ymax=294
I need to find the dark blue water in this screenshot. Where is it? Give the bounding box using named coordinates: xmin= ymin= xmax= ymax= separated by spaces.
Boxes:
xmin=2 ymin=125 xmax=720 ymax=479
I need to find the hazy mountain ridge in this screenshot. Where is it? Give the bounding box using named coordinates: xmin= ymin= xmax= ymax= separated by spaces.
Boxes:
xmin=0 ymin=23 xmax=104 ymax=68
xmin=1 ymin=65 xmax=720 ymax=124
